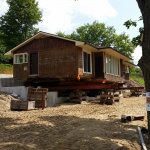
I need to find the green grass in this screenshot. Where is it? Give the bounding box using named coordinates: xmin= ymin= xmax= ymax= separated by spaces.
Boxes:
xmin=0 ymin=64 xmax=13 ymax=74
xmin=130 ymin=76 xmax=145 ymax=86
xmin=0 ymin=64 xmax=13 ymax=69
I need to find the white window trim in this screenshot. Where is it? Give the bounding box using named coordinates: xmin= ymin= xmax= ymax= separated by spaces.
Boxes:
xmin=105 ymin=53 xmax=120 ymax=76
xmin=14 ymin=53 xmax=28 ymax=64
xmin=82 ymin=50 xmax=92 ymax=74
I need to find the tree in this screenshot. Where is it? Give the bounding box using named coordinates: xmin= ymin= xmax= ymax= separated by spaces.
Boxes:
xmin=135 ymin=0 xmax=150 ymax=138
xmin=0 ymin=40 xmax=11 ymax=63
xmin=0 ymin=0 xmax=42 ymax=52
xmin=57 ymin=21 xmax=135 ymax=57
xmin=0 ymin=30 xmax=12 ymax=63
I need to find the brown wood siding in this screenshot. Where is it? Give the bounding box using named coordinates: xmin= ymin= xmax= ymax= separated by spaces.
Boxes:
xmin=38 ymin=46 xmax=78 ymax=78
xmin=13 ymin=64 xmax=28 ymax=79
xmin=120 ymin=59 xmax=124 ymax=77
xmin=13 ymin=36 xmax=76 ymax=79
xmin=77 ymin=47 xmax=83 ymax=75
xmin=125 ymin=73 xmax=129 ymax=80
xmin=13 ymin=36 xmax=75 ymax=54
xmin=120 ymin=59 xmax=129 ymax=80
xmin=105 ymin=74 xmax=124 ymax=82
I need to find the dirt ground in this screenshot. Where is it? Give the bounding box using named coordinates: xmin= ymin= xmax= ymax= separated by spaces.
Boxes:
xmin=0 ymin=92 xmax=149 ymax=150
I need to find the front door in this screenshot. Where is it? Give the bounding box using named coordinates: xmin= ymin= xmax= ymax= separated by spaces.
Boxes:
xmin=30 ymin=52 xmax=38 ymax=75
xmin=95 ymin=53 xmax=104 ymax=78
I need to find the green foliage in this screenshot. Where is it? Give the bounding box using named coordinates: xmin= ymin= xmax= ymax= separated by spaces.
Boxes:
xmin=130 ymin=67 xmax=143 ymax=77
xmin=0 ymin=0 xmax=42 ymax=52
xmin=0 ymin=37 xmax=12 ymax=63
xmin=124 ymin=19 xmax=137 ymax=29
xmin=113 ymin=33 xmax=135 ymax=57
xmin=57 ymin=21 xmax=135 ymax=57
xmin=124 ymin=17 xmax=144 ymax=46
xmin=130 ymin=76 xmax=144 ymax=85
xmin=130 ymin=67 xmax=144 ymax=85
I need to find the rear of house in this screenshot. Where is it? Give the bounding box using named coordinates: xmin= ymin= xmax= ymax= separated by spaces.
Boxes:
xmin=5 ymin=32 xmax=134 ymax=86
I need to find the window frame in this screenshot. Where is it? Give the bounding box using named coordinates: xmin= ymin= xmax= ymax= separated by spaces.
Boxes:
xmin=82 ymin=50 xmax=92 ymax=74
xmin=105 ymin=54 xmax=120 ymax=76
xmin=14 ymin=53 xmax=28 ymax=64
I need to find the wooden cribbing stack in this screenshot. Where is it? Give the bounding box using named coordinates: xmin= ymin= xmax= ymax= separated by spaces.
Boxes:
xmin=100 ymin=90 xmax=120 ymax=105
xmin=10 ymin=88 xmax=48 ymax=110
xmin=27 ymin=88 xmax=48 ymax=109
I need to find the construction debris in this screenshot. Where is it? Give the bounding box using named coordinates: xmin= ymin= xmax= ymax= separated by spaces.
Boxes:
xmin=10 ymin=88 xmax=48 ymax=111
xmin=10 ymin=100 xmax=35 ymax=111
xmin=69 ymin=90 xmax=86 ymax=104
xmin=100 ymin=90 xmax=120 ymax=105
xmin=121 ymin=114 xmax=144 ymax=123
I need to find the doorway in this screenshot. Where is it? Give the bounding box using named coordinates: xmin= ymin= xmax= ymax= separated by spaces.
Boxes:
xmin=30 ymin=52 xmax=38 ymax=75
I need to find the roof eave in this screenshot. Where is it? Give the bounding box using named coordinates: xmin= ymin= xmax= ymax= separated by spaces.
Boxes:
xmin=4 ymin=31 xmax=85 ymax=56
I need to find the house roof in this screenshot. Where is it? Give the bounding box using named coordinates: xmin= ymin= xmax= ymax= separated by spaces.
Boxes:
xmin=4 ymin=31 xmax=84 ymax=55
xmin=5 ymin=31 xmax=134 ymax=63
xmin=84 ymin=44 xmax=133 ymax=60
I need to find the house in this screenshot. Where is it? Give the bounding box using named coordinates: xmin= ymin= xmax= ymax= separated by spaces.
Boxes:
xmin=5 ymin=31 xmax=135 ymax=87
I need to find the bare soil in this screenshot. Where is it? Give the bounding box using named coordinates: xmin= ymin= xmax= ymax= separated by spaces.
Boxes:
xmin=0 ymin=92 xmax=148 ymax=150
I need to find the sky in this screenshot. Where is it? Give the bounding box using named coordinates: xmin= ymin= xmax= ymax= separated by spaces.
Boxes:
xmin=0 ymin=0 xmax=143 ymax=65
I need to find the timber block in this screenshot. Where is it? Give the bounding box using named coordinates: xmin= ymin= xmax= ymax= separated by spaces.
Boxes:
xmin=105 ymin=99 xmax=113 ymax=105
xmin=121 ymin=114 xmax=144 ymax=123
xmin=121 ymin=114 xmax=134 ymax=123
xmin=11 ymin=100 xmax=35 ymax=111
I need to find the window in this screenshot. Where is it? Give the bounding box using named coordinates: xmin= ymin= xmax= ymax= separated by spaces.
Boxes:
xmin=14 ymin=53 xmax=28 ymax=64
xmin=83 ymin=51 xmax=91 ymax=73
xmin=106 ymin=55 xmax=109 ymax=73
xmin=105 ymin=54 xmax=120 ymax=76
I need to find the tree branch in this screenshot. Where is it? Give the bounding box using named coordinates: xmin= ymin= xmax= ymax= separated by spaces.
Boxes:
xmin=136 ymin=0 xmax=145 ymax=16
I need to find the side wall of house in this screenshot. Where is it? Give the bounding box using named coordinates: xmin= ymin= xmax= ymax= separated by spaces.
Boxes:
xmin=13 ymin=37 xmax=81 ymax=80
xmin=39 ymin=46 xmax=80 ymax=78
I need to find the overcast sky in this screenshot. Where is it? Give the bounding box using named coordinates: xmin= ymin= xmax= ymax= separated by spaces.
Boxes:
xmin=0 ymin=0 xmax=143 ymax=65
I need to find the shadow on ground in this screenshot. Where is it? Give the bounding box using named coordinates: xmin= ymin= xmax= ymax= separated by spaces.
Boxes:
xmin=0 ymin=112 xmax=141 ymax=150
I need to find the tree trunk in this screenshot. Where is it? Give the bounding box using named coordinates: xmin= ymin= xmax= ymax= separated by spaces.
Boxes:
xmin=136 ymin=0 xmax=150 ymax=138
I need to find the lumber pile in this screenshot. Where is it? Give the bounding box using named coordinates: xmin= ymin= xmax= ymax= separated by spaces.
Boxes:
xmin=10 ymin=100 xmax=35 ymax=111
xmin=121 ymin=114 xmax=144 ymax=123
xmin=10 ymin=88 xmax=48 ymax=110
xmin=27 ymin=88 xmax=48 ymax=109
xmin=69 ymin=90 xmax=86 ymax=104
xmin=100 ymin=91 xmax=120 ymax=105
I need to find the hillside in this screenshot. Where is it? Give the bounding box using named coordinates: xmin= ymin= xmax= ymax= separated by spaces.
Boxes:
xmin=130 ymin=67 xmax=144 ymax=86
xmin=0 ymin=64 xmax=13 ymax=74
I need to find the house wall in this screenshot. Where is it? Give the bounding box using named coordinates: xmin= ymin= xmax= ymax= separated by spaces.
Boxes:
xmin=104 ymin=74 xmax=124 ymax=82
xmin=13 ymin=63 xmax=28 ymax=79
xmin=13 ymin=37 xmax=83 ymax=80
xmin=12 ymin=36 xmax=131 ymax=83
xmin=39 ymin=46 xmax=79 ymax=78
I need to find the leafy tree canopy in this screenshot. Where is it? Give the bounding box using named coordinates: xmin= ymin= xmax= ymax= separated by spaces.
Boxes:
xmin=57 ymin=21 xmax=135 ymax=57
xmin=0 ymin=0 xmax=42 ymax=52
xmin=0 ymin=39 xmax=11 ymax=63
xmin=124 ymin=16 xmax=144 ymax=46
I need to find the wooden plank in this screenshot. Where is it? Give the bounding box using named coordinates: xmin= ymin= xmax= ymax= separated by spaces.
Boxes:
xmin=119 ymin=87 xmax=144 ymax=90
xmin=46 ymin=84 xmax=114 ymax=90
xmin=10 ymin=100 xmax=35 ymax=111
